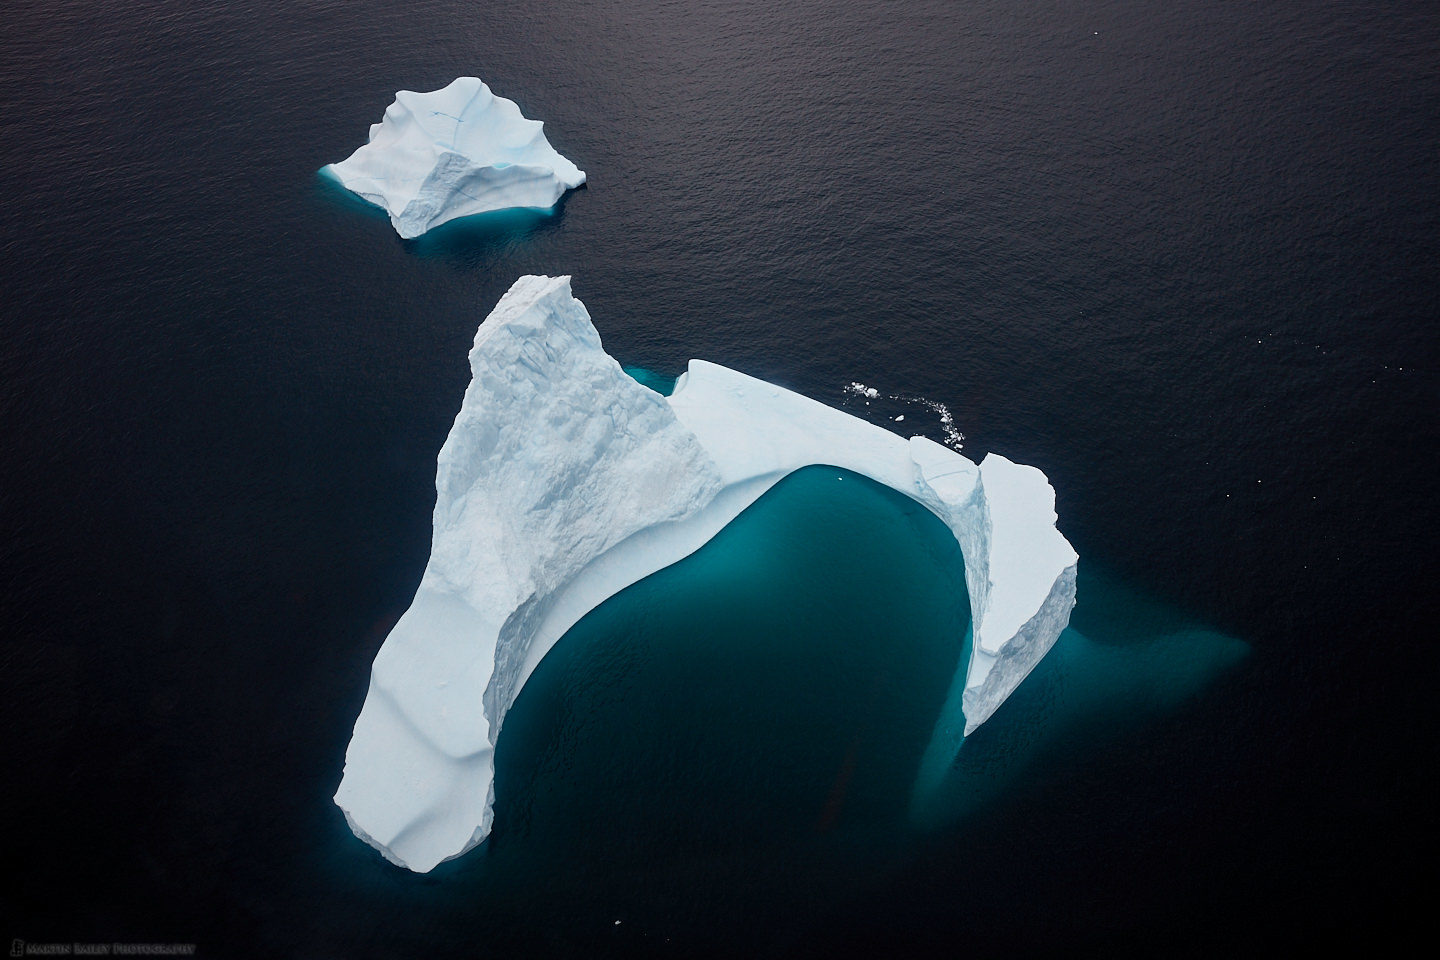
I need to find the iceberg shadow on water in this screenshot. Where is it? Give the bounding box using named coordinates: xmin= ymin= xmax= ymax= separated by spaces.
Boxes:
xmin=910 ymin=564 xmax=1249 ymax=831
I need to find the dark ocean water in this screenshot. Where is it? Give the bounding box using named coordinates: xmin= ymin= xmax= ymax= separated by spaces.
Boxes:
xmin=2 ymin=1 xmax=1437 ymax=956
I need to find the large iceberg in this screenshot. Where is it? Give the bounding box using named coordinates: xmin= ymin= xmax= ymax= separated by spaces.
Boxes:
xmin=323 ymin=77 xmax=585 ymax=239
xmin=334 ymin=276 xmax=1078 ymax=871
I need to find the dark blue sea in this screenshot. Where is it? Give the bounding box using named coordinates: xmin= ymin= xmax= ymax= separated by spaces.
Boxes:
xmin=2 ymin=1 xmax=1436 ymax=956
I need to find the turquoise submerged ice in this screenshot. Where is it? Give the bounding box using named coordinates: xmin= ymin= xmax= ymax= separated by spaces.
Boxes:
xmin=323 ymin=78 xmax=585 ymax=239
xmin=333 ymin=276 xmax=1078 ymax=871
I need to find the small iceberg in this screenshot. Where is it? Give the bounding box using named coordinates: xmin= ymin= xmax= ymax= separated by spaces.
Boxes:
xmin=323 ymin=77 xmax=585 ymax=239
xmin=333 ymin=276 xmax=1077 ymax=871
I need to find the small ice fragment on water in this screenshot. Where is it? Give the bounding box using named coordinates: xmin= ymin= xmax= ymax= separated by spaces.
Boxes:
xmin=846 ymin=381 xmax=879 ymax=399
xmin=895 ymin=415 xmax=905 ymax=421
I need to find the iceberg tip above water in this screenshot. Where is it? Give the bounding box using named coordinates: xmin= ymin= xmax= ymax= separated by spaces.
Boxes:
xmin=333 ymin=275 xmax=1077 ymax=871
xmin=323 ymin=78 xmax=585 ymax=239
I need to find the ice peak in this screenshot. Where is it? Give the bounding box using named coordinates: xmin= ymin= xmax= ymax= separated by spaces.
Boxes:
xmin=324 ymin=78 xmax=585 ymax=238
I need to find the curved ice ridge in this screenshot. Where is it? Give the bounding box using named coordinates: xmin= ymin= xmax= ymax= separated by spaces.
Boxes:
xmin=323 ymin=77 xmax=585 ymax=239
xmin=334 ymin=275 xmax=1077 ymax=871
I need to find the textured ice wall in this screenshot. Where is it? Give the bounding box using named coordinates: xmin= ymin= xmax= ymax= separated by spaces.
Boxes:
xmin=334 ymin=277 xmax=720 ymax=869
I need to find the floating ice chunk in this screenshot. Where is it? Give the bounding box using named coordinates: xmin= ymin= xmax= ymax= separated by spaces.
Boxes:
xmin=334 ymin=276 xmax=1077 ymax=871
xmin=323 ymin=77 xmax=585 ymax=238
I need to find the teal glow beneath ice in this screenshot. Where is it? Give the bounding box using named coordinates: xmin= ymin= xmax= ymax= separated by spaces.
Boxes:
xmin=494 ymin=465 xmax=970 ymax=853
xmin=490 ymin=465 xmax=1248 ymax=859
xmin=314 ymin=166 xmax=560 ymax=249
xmin=621 ymin=365 xmax=678 ymax=396
xmin=910 ymin=564 xmax=1249 ymax=828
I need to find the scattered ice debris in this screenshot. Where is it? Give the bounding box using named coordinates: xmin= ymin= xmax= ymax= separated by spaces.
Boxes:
xmin=844 ymin=381 xmax=964 ymax=451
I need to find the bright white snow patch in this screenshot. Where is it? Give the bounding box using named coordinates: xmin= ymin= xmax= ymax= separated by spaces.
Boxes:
xmin=335 ymin=276 xmax=1077 ymax=871
xmin=323 ymin=77 xmax=585 ymax=239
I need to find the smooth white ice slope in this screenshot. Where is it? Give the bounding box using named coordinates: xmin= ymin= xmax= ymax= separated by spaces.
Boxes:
xmin=335 ymin=275 xmax=1077 ymax=871
xmin=323 ymin=77 xmax=585 ymax=239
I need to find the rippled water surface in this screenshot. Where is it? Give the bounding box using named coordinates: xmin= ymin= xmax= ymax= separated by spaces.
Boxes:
xmin=2 ymin=1 xmax=1436 ymax=956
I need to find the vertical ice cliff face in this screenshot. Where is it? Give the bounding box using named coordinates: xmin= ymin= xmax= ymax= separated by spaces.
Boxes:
xmin=334 ymin=276 xmax=722 ymax=870
xmin=323 ymin=77 xmax=585 ymax=239
xmin=963 ymin=455 xmax=1078 ymax=733
xmin=335 ymin=275 xmax=1077 ymax=871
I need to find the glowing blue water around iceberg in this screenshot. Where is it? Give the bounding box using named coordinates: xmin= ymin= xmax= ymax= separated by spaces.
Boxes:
xmin=492 ymin=465 xmax=971 ymax=850
xmin=492 ymin=467 xmax=1245 ymax=857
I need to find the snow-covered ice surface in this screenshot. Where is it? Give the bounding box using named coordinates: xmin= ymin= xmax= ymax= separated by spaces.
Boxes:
xmin=323 ymin=78 xmax=585 ymax=239
xmin=334 ymin=276 xmax=1077 ymax=871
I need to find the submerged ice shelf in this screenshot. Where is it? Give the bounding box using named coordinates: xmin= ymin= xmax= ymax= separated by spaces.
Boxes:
xmin=323 ymin=77 xmax=585 ymax=238
xmin=334 ymin=276 xmax=1078 ymax=871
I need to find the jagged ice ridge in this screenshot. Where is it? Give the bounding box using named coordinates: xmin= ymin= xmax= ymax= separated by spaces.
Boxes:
xmin=334 ymin=276 xmax=1078 ymax=871
xmin=323 ymin=77 xmax=585 ymax=239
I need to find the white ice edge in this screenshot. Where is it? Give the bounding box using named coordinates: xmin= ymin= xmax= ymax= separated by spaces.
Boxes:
xmin=334 ymin=275 xmax=1077 ymax=871
xmin=323 ymin=77 xmax=585 ymax=239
